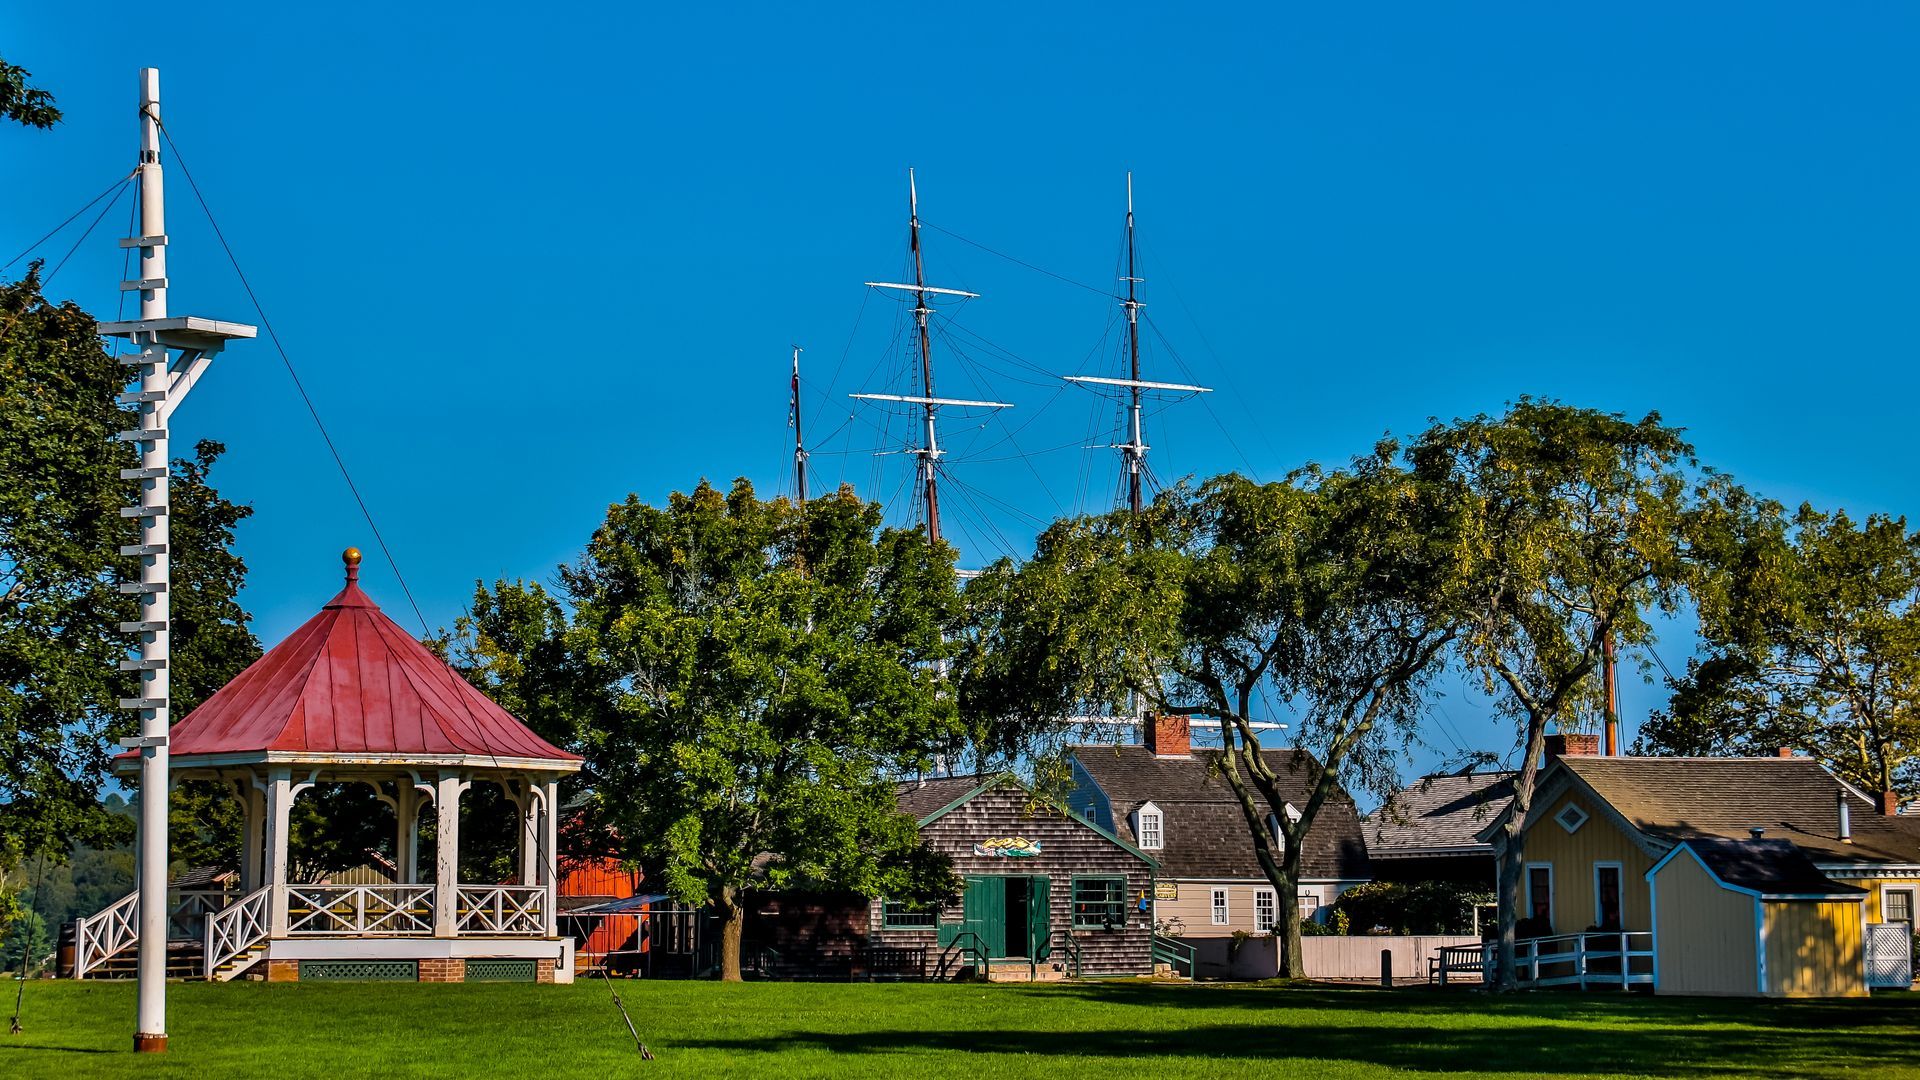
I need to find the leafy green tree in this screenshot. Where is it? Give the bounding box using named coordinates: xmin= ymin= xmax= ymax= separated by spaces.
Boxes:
xmin=1639 ymin=503 xmax=1920 ymax=802
xmin=1 ymin=268 xmax=257 ymax=914
xmin=965 ymin=454 xmax=1462 ymax=977
xmin=1406 ymin=400 xmax=1699 ymax=990
xmin=1 ymin=908 xmax=50 ymax=973
xmin=3 ymin=266 xmax=148 ymax=860
xmin=455 ymin=480 xmax=964 ymax=979
xmin=0 ymin=58 xmax=60 ymax=129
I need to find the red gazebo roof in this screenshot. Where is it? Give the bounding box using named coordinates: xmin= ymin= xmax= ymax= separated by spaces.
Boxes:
xmin=158 ymin=550 xmax=580 ymax=768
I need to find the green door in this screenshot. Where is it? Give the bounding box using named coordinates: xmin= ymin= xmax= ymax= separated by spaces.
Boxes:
xmin=1029 ymin=876 xmax=1052 ymax=960
xmin=959 ymin=875 xmax=1005 ymax=957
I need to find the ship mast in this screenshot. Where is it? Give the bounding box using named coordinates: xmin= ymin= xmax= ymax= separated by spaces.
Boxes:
xmin=98 ymin=68 xmax=256 ymax=1054
xmin=1066 ymin=173 xmax=1211 ymax=519
xmin=853 ymin=169 xmax=1009 ymax=548
xmin=1124 ymin=174 xmax=1144 ymax=516
xmin=791 ymin=345 xmax=808 ymax=507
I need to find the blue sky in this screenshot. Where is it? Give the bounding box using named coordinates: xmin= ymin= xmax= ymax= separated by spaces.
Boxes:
xmin=7 ymin=3 xmax=1918 ymax=779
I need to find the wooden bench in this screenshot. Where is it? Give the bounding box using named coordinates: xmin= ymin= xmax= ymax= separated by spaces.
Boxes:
xmin=860 ymin=945 xmax=928 ymax=981
xmin=1429 ymin=943 xmax=1488 ymax=986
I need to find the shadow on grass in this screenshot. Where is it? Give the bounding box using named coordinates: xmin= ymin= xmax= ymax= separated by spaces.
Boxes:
xmin=671 ymin=1014 xmax=1920 ymax=1077
xmin=1037 ymin=979 xmax=1920 ymax=1029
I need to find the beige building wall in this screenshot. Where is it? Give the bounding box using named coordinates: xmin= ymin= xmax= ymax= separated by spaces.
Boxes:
xmin=1764 ymin=899 xmax=1867 ymax=998
xmin=1510 ymin=790 xmax=1656 ymax=934
xmin=1153 ymin=880 xmax=1357 ymax=937
xmin=1651 ymin=850 xmax=1757 ymax=996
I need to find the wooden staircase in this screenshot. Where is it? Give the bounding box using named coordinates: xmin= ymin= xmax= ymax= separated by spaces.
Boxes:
xmin=209 ymin=941 xmax=269 ymax=981
xmin=83 ymin=938 xmax=205 ymax=980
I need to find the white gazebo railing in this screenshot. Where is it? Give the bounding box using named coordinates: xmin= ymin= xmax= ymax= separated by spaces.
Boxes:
xmin=74 ymin=891 xmax=141 ymax=977
xmin=203 ymin=886 xmax=271 ymax=978
xmin=456 ymin=885 xmax=547 ymax=935
xmin=287 ymin=884 xmax=436 ymax=936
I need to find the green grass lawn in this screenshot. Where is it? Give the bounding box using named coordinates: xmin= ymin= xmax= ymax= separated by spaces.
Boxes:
xmin=7 ymin=979 xmax=1919 ymax=1079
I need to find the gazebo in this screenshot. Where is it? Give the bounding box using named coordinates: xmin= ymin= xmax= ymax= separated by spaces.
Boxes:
xmin=76 ymin=549 xmax=583 ymax=984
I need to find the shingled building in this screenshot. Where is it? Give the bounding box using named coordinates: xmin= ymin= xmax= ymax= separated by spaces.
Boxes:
xmin=1065 ymin=714 xmax=1369 ymax=939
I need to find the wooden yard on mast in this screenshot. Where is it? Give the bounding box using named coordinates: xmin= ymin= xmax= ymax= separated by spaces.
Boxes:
xmin=1066 ymin=173 xmax=1211 ymax=519
xmin=851 ymin=170 xmax=1010 ymax=548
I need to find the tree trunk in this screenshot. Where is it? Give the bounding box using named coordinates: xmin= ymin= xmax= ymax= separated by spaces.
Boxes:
xmin=1277 ymin=854 xmax=1306 ymax=980
xmin=717 ymin=887 xmax=745 ymax=983
xmin=1493 ymin=714 xmax=1551 ymax=992
xmin=1494 ymin=823 xmax=1525 ymax=993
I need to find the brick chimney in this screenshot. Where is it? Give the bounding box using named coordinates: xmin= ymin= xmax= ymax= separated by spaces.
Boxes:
xmin=1776 ymin=747 xmax=1797 ymax=758
xmin=1145 ymin=712 xmax=1191 ymax=758
xmin=1881 ymin=791 xmax=1901 ymax=817
xmin=1543 ymin=732 xmax=1599 ymax=763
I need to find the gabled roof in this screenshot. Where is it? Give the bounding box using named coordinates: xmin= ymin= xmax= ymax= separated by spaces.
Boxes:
xmin=1483 ymin=755 xmax=1920 ymax=866
xmin=1069 ymin=745 xmax=1369 ymax=881
xmin=896 ymin=772 xmax=1159 ymax=867
xmin=1650 ymin=837 xmax=1867 ymax=899
xmin=1365 ymin=770 xmax=1516 ymax=858
xmin=895 ymin=774 xmax=994 ymax=822
xmin=149 ymin=554 xmax=580 ymax=769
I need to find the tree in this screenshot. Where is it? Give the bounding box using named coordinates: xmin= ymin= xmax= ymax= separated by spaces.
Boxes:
xmin=1639 ymin=503 xmax=1920 ymax=802
xmin=454 ymin=480 xmax=965 ymax=979
xmin=1 ymin=909 xmax=50 ymax=973
xmin=165 ymin=441 xmax=264 ymax=871
xmin=1 ymin=267 xmax=258 ymax=907
xmin=964 ymin=454 xmax=1461 ymax=977
xmin=0 ymin=58 xmax=60 ymax=129
xmin=3 ymin=266 xmax=150 ymax=860
xmin=1406 ymin=400 xmax=1698 ymax=991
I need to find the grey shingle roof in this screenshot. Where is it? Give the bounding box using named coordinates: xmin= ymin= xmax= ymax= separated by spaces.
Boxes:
xmin=1555 ymin=756 xmax=1920 ymax=865
xmin=1365 ymin=770 xmax=1516 ymax=857
xmin=1672 ymin=837 xmax=1866 ymax=897
xmin=1068 ymin=745 xmax=1369 ymax=881
xmin=895 ymin=775 xmax=991 ymax=821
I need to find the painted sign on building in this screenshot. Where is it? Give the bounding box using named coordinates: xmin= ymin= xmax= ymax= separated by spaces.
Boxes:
xmin=973 ymin=837 xmax=1042 ymax=858
xmin=1154 ymin=881 xmax=1179 ymax=901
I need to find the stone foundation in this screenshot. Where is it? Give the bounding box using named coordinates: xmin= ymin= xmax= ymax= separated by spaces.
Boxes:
xmin=267 ymin=959 xmax=299 ymax=982
xmin=535 ymin=957 xmax=555 ymax=983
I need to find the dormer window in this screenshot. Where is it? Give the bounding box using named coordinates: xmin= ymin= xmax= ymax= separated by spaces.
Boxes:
xmin=1268 ymin=804 xmax=1302 ymax=851
xmin=1134 ymin=802 xmax=1164 ymax=850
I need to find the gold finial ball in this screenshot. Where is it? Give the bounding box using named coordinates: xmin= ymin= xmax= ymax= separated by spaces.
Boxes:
xmin=343 ymin=547 xmax=363 ymax=567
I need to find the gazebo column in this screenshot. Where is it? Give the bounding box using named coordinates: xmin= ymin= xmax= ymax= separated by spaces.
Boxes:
xmin=263 ymin=766 xmax=293 ymax=936
xmin=393 ymin=782 xmax=421 ymax=884
xmin=433 ymin=770 xmax=466 ymax=936
xmin=542 ymin=777 xmax=560 ymax=936
xmin=513 ymin=781 xmax=536 ymax=887
xmin=239 ymin=780 xmax=265 ymax=893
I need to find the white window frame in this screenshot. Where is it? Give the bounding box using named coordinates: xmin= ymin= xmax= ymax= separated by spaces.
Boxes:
xmin=1254 ymin=888 xmax=1277 ymax=932
xmin=1211 ymin=887 xmax=1229 ymax=926
xmin=1524 ymin=862 xmax=1554 ymax=928
xmin=1554 ymin=802 xmax=1589 ymax=834
xmin=1882 ymin=884 xmax=1917 ymax=926
xmin=1134 ymin=801 xmax=1164 ymax=851
xmin=1297 ymin=890 xmax=1320 ymax=920
xmin=1592 ymin=861 xmax=1624 ymax=930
